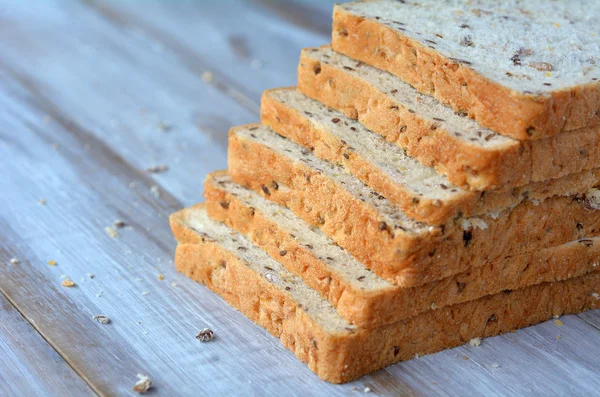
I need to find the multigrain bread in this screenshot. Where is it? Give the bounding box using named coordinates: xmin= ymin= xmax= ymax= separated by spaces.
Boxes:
xmin=298 ymin=46 xmax=600 ymax=191
xmin=262 ymin=87 xmax=600 ymax=225
xmin=228 ymin=124 xmax=600 ymax=287
xmin=332 ymin=0 xmax=600 ymax=140
xmin=198 ymin=171 xmax=600 ymax=327
xmin=171 ymin=207 xmax=600 ymax=383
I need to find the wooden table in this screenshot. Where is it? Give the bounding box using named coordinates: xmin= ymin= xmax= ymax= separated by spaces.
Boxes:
xmin=1 ymin=1 xmax=599 ymax=396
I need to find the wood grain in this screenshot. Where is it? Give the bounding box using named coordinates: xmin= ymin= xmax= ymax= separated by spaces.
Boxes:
xmin=0 ymin=0 xmax=598 ymax=395
xmin=0 ymin=293 xmax=96 ymax=396
xmin=249 ymin=0 xmax=334 ymax=37
xmin=83 ymin=0 xmax=335 ymax=103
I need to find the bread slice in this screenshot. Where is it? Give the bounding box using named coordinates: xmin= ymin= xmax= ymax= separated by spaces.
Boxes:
xmin=332 ymin=0 xmax=600 ymax=140
xmin=228 ymin=124 xmax=600 ymax=287
xmin=171 ymin=206 xmax=600 ymax=383
xmin=200 ymin=170 xmax=600 ymax=327
xmin=298 ymin=46 xmax=600 ymax=191
xmin=262 ymin=87 xmax=600 ymax=225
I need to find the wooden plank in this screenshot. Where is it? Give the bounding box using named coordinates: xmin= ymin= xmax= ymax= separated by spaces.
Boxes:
xmin=0 ymin=0 xmax=598 ymax=395
xmin=0 ymin=0 xmax=255 ymax=204
xmin=452 ymin=315 xmax=600 ymax=395
xmin=248 ymin=0 xmax=334 ymax=37
xmin=579 ymin=309 xmax=600 ymax=330
xmin=82 ymin=0 xmax=336 ymax=103
xmin=0 ymin=293 xmax=95 ymax=397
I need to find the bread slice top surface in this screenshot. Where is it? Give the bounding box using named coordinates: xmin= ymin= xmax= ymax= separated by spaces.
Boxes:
xmin=265 ymin=88 xmax=469 ymax=202
xmin=207 ymin=171 xmax=394 ymax=292
xmin=173 ymin=204 xmax=356 ymax=333
xmin=338 ymin=0 xmax=600 ymax=93
xmin=232 ymin=124 xmax=435 ymax=236
xmin=303 ymin=46 xmax=516 ymax=149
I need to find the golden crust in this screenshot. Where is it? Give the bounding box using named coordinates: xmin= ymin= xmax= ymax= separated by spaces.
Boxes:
xmin=261 ymin=88 xmax=600 ymax=225
xmin=203 ymin=171 xmax=374 ymax=323
xmin=332 ymin=6 xmax=600 ymax=140
xmin=260 ymin=88 xmax=472 ymax=225
xmin=228 ymin=127 xmax=600 ymax=287
xmin=199 ymin=171 xmax=600 ymax=327
xmin=175 ymin=240 xmax=600 ymax=383
xmin=298 ymin=49 xmax=600 ymax=191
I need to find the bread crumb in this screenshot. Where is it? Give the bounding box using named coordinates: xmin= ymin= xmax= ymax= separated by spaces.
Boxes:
xmin=554 ymin=319 xmax=564 ymax=326
xmin=96 ymin=290 xmax=104 ymax=297
xmin=62 ymin=278 xmax=76 ymax=288
xmin=364 ymin=387 xmax=371 ymax=393
xmin=556 ymin=335 xmax=561 ymax=340
xmin=157 ymin=121 xmax=171 ymax=132
xmin=491 ymin=363 xmax=500 ymax=368
xmin=146 ymin=164 xmax=168 ymax=174
xmin=48 ymin=260 xmax=56 ymax=266
xmin=142 ymin=291 xmax=149 ymax=296
xmin=171 ymin=282 xmax=177 ymax=287
xmin=9 ymin=258 xmax=20 ymax=265
xmin=202 ymin=71 xmax=214 ymax=84
xmin=150 ymin=185 xmax=160 ymax=199
xmin=105 ymin=226 xmax=119 ymax=238
xmin=196 ymin=328 xmax=215 ymax=342
xmin=93 ymin=315 xmax=111 ymax=324
xmin=38 ymin=199 xmax=46 ymax=205
xmin=592 ymin=292 xmax=600 ymax=300
xmin=469 ymin=337 xmax=482 ymax=347
xmin=157 ymin=274 xmax=164 ymax=281
xmin=113 ymin=220 xmax=126 ymax=229
xmin=133 ymin=374 xmax=152 ymax=393
xmin=462 ymin=355 xmax=469 ymax=360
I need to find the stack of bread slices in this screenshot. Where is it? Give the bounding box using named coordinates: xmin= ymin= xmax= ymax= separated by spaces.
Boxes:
xmin=170 ymin=0 xmax=600 ymax=383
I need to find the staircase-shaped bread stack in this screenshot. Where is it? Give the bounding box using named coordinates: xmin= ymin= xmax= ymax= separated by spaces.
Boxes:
xmin=171 ymin=0 xmax=600 ymax=383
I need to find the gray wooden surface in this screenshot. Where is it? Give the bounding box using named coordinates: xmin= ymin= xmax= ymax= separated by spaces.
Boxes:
xmin=0 ymin=1 xmax=599 ymax=396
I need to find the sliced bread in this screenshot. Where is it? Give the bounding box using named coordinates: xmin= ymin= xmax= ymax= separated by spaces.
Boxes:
xmin=298 ymin=46 xmax=600 ymax=191
xmin=262 ymin=87 xmax=600 ymax=225
xmin=200 ymin=170 xmax=600 ymax=327
xmin=332 ymin=0 xmax=600 ymax=139
xmin=228 ymin=124 xmax=600 ymax=287
xmin=171 ymin=206 xmax=600 ymax=383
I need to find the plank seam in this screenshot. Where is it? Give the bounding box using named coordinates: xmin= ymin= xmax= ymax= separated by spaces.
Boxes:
xmin=0 ymin=288 xmax=101 ymax=397
xmin=578 ymin=314 xmax=600 ymax=333
xmin=0 ymin=59 xmax=185 ymax=215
